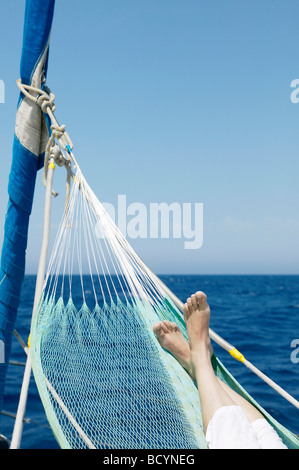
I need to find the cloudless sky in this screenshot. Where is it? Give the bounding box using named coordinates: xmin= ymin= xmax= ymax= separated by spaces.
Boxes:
xmin=0 ymin=0 xmax=299 ymax=274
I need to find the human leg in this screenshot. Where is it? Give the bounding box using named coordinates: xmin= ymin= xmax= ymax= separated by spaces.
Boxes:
xmin=153 ymin=292 xmax=288 ymax=448
xmin=182 ymin=292 xmax=241 ymax=434
xmin=153 ymin=292 xmax=274 ymax=443
xmin=153 ymin=294 xmax=246 ymax=434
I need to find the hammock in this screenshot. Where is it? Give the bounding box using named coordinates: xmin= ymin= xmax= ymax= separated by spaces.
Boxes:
xmin=28 ymin=160 xmax=299 ymax=449
xmin=7 ymin=0 xmax=299 ymax=450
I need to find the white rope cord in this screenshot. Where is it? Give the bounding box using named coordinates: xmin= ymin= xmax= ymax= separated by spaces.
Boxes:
xmin=68 ymin=186 xmax=80 ymax=300
xmin=82 ymin=179 xmax=128 ymax=302
xmin=80 ymin=184 xmax=113 ymax=303
xmin=82 ymin=174 xmax=155 ymax=303
xmin=63 ymin=177 xmax=81 ymax=300
xmin=81 ymin=194 xmax=98 ymax=304
xmin=60 ymin=211 xmax=74 ymax=299
xmin=91 ymin=190 xmax=152 ymax=305
xmin=70 ymin=170 xmax=139 ymax=304
xmin=78 ymin=190 xmax=86 ymax=302
xmin=44 ymin=376 xmax=96 ymax=449
xmin=45 ymin=192 xmax=73 ymax=299
xmin=90 ymin=204 xmax=132 ymax=304
xmin=81 ymin=194 xmax=108 ymax=303
xmin=42 ymin=159 xmax=165 ymax=317
xmin=17 ymin=79 xmax=73 ymax=153
xmin=17 ymin=79 xmax=74 ymax=211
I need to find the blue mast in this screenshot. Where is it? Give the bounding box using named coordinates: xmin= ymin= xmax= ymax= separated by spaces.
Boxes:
xmin=0 ymin=0 xmax=55 ymax=418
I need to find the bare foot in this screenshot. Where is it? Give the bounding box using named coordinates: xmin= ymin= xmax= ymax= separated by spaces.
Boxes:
xmin=183 ymin=291 xmax=212 ymax=359
xmin=153 ymin=320 xmax=194 ymax=377
xmin=153 ymin=308 xmax=214 ymax=380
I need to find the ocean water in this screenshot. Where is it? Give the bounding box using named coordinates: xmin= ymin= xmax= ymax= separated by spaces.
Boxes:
xmin=1 ymin=274 xmax=298 ymax=449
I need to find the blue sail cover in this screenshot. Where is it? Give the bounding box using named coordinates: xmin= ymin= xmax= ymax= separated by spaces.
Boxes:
xmin=0 ymin=0 xmax=55 ymax=416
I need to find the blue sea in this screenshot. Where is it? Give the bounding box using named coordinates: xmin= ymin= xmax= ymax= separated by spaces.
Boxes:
xmin=1 ymin=274 xmax=298 ymax=449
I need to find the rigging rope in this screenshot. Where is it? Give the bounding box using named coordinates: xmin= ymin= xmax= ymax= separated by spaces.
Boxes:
xmin=17 ymin=79 xmax=74 ymax=205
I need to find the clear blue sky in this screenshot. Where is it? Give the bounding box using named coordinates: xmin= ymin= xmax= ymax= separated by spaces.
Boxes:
xmin=0 ymin=0 xmax=299 ymax=274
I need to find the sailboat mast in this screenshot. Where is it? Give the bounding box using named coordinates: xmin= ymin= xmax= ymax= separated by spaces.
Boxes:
xmin=0 ymin=0 xmax=56 ymax=448
xmin=10 ymin=158 xmax=55 ymax=448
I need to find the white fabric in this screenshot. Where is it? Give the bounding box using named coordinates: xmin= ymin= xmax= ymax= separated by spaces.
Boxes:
xmin=15 ymin=42 xmax=50 ymax=156
xmin=251 ymin=417 xmax=288 ymax=449
xmin=206 ymin=405 xmax=288 ymax=449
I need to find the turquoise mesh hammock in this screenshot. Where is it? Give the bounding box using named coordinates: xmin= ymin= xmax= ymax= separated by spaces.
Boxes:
xmin=30 ymin=167 xmax=299 ymax=449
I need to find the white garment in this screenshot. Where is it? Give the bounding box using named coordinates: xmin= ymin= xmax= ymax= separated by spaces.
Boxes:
xmin=205 ymin=406 xmax=288 ymax=449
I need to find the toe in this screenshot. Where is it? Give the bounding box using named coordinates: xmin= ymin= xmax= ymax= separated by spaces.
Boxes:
xmin=169 ymin=321 xmax=179 ymax=332
xmin=191 ymin=294 xmax=198 ymax=308
xmin=153 ymin=321 xmax=162 ymax=334
xmin=160 ymin=321 xmax=169 ymax=333
xmin=195 ymin=291 xmax=207 ymax=305
xmin=183 ymin=302 xmax=189 ymax=315
xmin=164 ymin=320 xmax=173 ymax=331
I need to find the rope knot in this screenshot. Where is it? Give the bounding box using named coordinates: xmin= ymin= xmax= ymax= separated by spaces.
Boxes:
xmin=51 ymin=123 xmax=66 ymax=140
xmin=36 ymin=93 xmax=56 ymax=114
xmin=16 ymin=78 xmax=74 ymax=220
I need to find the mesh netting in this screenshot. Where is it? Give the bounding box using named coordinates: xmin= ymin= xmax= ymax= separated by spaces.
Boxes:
xmin=31 ymin=294 xmax=206 ymax=449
